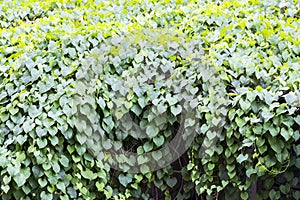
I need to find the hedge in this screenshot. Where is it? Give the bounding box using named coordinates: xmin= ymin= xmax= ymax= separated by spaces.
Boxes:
xmin=0 ymin=0 xmax=300 ymax=199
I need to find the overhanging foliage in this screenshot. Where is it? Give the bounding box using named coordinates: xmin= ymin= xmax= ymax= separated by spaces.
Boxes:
xmin=0 ymin=0 xmax=299 ymax=199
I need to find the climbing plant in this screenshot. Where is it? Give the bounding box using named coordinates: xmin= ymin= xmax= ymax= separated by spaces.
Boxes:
xmin=0 ymin=0 xmax=299 ymax=199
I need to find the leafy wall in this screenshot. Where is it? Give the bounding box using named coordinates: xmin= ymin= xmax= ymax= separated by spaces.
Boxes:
xmin=0 ymin=0 xmax=300 ymax=199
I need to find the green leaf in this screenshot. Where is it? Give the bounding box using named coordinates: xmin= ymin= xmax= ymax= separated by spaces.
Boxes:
xmin=38 ymin=178 xmax=47 ymax=187
xmin=171 ymin=105 xmax=182 ymax=116
xmin=134 ymin=53 xmax=144 ymax=63
xmin=68 ymin=48 xmax=76 ymax=58
xmin=137 ymin=146 xmax=144 ymax=155
xmin=157 ymin=103 xmax=167 ymax=114
xmin=268 ymin=137 xmax=284 ymax=153
xmin=62 ymin=128 xmax=72 ymax=139
xmin=258 ymin=145 xmax=268 ymax=154
xmin=261 ymin=109 xmax=274 ymax=122
xmin=97 ymin=97 xmax=106 ymax=109
xmin=0 ymin=112 xmax=9 ymax=122
xmin=13 ymin=168 xmax=30 ymax=187
xmin=294 ymin=145 xmax=300 ymax=156
xmin=1 ymin=185 xmax=10 ymax=193
xmin=269 ymin=126 xmax=279 ymax=136
xmin=50 ymin=136 xmax=59 ymax=146
xmin=82 ymin=170 xmax=97 ymax=180
xmin=295 ymin=116 xmax=300 ymax=126
xmin=152 ymin=151 xmax=162 ymax=161
xmin=256 ymin=137 xmax=265 ymax=147
xmin=280 ymin=127 xmax=291 ymax=141
xmin=9 ymin=107 xmax=19 ymax=115
xmin=166 ymin=177 xmax=177 ymax=187
xmin=31 ymin=68 xmax=42 ymax=81
xmin=269 ymin=189 xmax=280 ymax=199
xmin=153 ymin=135 xmax=164 ymax=147
xmin=246 ymin=168 xmax=256 ymax=178
xmin=57 ymin=181 xmax=66 ymax=193
xmin=37 ymin=138 xmax=48 ymax=149
xmin=3 ymin=175 xmax=11 ymax=185
xmin=130 ymin=104 xmax=142 ymax=116
xmin=143 ymin=142 xmax=153 ymax=152
xmin=52 ymin=162 xmax=60 ymax=173
xmin=43 ymin=118 xmax=55 ymax=129
xmin=76 ymin=134 xmax=87 ymax=145
xmin=264 ymin=92 xmax=274 ymax=105
xmin=23 ymin=120 xmax=35 ymax=133
xmin=36 ymin=127 xmax=47 ymax=137
xmin=253 ymin=124 xmax=263 ymax=135
xmin=166 ymin=94 xmax=178 ymax=106
xmin=207 ymin=130 xmax=216 ymax=140
xmin=16 ymin=135 xmax=27 ymax=145
xmin=235 ymin=117 xmax=246 ymax=128
xmin=284 ymin=92 xmax=297 ymax=105
xmin=138 ymin=155 xmax=148 ymax=165
xmin=96 ymin=181 xmax=105 ymax=191
xmin=28 ymin=105 xmax=42 ymax=118
xmin=138 ymin=97 xmax=147 ymax=109
xmin=239 ymin=99 xmax=251 ymax=111
xmin=140 ymin=164 xmax=150 ymax=174
xmin=237 ymin=154 xmax=248 ymax=163
xmin=146 ymin=125 xmax=159 ymax=138
xmin=207 ymin=163 xmax=215 ymax=170
xmin=295 ymin=158 xmax=300 ymax=169
xmin=59 ymin=155 xmax=69 ymax=167
xmin=228 ymin=170 xmax=236 ymax=179
xmin=226 ymin=165 xmax=235 ymax=172
xmin=228 ymin=109 xmax=236 ymax=121
xmin=293 ymin=191 xmax=300 ymax=200
xmin=118 ymin=174 xmax=132 ymax=187
xmin=40 ymin=191 xmax=53 ymax=200
xmin=247 ymin=92 xmax=256 ymax=102
xmin=241 ymin=192 xmax=248 ymax=200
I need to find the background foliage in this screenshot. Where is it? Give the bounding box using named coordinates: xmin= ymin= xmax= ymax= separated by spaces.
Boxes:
xmin=0 ymin=0 xmax=299 ymax=199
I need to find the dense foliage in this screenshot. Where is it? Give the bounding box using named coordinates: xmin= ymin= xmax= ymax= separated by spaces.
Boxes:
xmin=0 ymin=0 xmax=299 ymax=199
